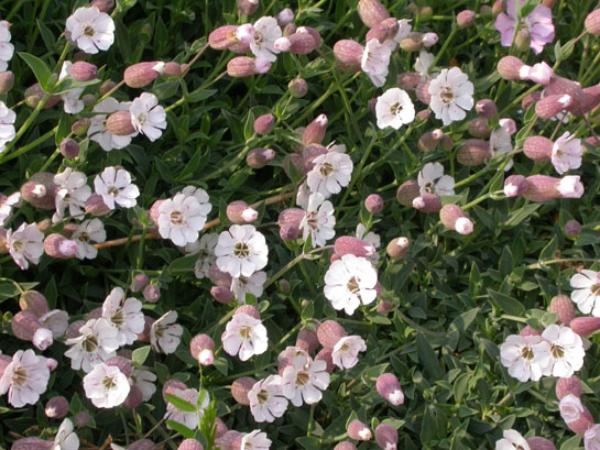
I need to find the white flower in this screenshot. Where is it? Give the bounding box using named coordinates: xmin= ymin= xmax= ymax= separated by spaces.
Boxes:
xmin=222 ymin=313 xmax=268 ymax=361
xmin=6 ymin=223 xmax=44 ymax=270
xmin=0 ymin=101 xmax=16 ymax=152
xmin=570 ymin=270 xmax=600 ymax=316
xmin=150 ymin=311 xmax=183 ymax=354
xmin=428 ymin=67 xmax=474 ymax=126
xmin=83 ymin=363 xmax=130 ymax=408
xmin=130 ymin=367 xmax=157 ymax=402
xmin=332 ymin=335 xmax=367 ymax=369
xmin=0 ymin=192 xmax=21 ymax=227
xmin=129 ymin=93 xmax=167 ymax=142
xmin=541 ymin=324 xmax=585 ymax=377
xmin=489 ymin=125 xmax=514 ymax=171
xmin=158 ymin=191 xmax=211 ymax=247
xmin=88 ymin=98 xmax=134 ymax=151
xmin=414 ymin=50 xmax=434 ymax=75
xmin=324 ymin=254 xmax=378 ymax=315
xmin=240 ymin=430 xmax=272 ymax=450
xmin=499 ymin=334 xmax=550 ymax=382
xmin=231 ymin=271 xmax=267 ymax=303
xmin=585 ymin=425 xmax=600 ymax=450
xmin=560 ymin=394 xmax=587 ymax=425
xmin=65 ymin=6 xmax=115 ymax=54
xmin=0 ymin=349 xmax=50 ymax=407
xmin=295 ymin=182 xmax=311 ymax=209
xmin=361 ymin=39 xmax=392 ymax=87
xmin=65 ymin=318 xmax=120 ymax=372
xmin=59 ymin=61 xmax=85 ymax=115
xmin=102 ymin=287 xmax=144 ymax=346
xmin=215 ymin=225 xmax=269 ymax=278
xmin=300 ymin=192 xmax=336 ymax=248
xmin=552 ymin=132 xmax=583 ymax=175
xmin=52 ymin=419 xmax=79 ymax=450
xmin=495 ymin=429 xmax=530 ymax=450
xmin=248 ymin=375 xmax=288 ymax=423
xmin=250 ymin=17 xmax=282 ymax=63
xmin=417 ymin=162 xmax=455 ymax=196
xmin=184 ymin=233 xmax=218 ymax=279
xmin=375 ymin=88 xmax=416 ymax=130
xmin=0 ymin=21 xmax=14 ymax=71
xmin=94 ymin=166 xmax=140 ymax=209
xmin=72 ymin=219 xmax=106 ymax=260
xmin=53 ymin=168 xmax=92 ymax=222
xmin=306 ymin=152 xmax=353 ymax=197
xmin=281 ymin=352 xmax=330 ymax=407
xmin=164 ymin=387 xmax=209 ymax=430
xmin=390 ymin=19 xmax=412 ymax=46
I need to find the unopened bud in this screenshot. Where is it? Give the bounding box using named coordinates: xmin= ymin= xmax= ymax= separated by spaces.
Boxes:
xmin=475 ymin=99 xmax=497 ymax=118
xmin=366 ymin=18 xmax=399 ymax=43
xmin=556 ymin=376 xmax=583 ymax=400
xmin=253 ymin=113 xmax=275 ymax=135
xmin=412 ymin=193 xmax=442 ymax=213
xmin=227 ymin=200 xmax=258 ymax=224
xmin=386 ymin=237 xmax=410 ymax=261
xmin=288 ymin=77 xmax=308 ymax=98
xmin=142 ymin=284 xmax=161 ymax=303
xmin=399 ymin=32 xmax=425 ymax=52
xmin=277 ymin=8 xmax=295 ymax=27
xmin=296 ymin=328 xmax=318 ymax=354
xmin=333 ymin=40 xmax=364 ymax=72
xmin=526 ymin=437 xmax=557 ymax=450
xmin=504 ymin=174 xmax=528 ymax=197
xmin=397 ymin=72 xmax=422 ymax=91
xmin=440 ymin=204 xmax=474 ymax=235
xmin=457 ymin=139 xmax=491 ymax=166
xmin=235 ymin=304 xmax=260 ymax=319
xmin=91 ymin=0 xmax=115 ymax=13
xmin=288 ymin=32 xmax=318 ymax=54
xmin=230 ymin=377 xmax=256 ymax=405
xmin=71 ymin=118 xmax=90 ymax=136
xmin=84 ymin=194 xmax=111 ymax=216
xmin=334 ymin=236 xmax=376 ymax=258
xmin=357 ymin=0 xmax=390 ymax=28
xmin=177 ymin=439 xmax=204 ymax=450
xmin=21 ymin=172 xmax=57 ymax=210
xmin=68 ymin=61 xmax=97 ymax=81
xmin=585 ymin=9 xmax=600 ymax=35
xmin=570 ymin=317 xmax=600 ymax=337
xmin=347 ymin=420 xmax=372 ymax=441
xmin=237 ymin=0 xmax=259 ymax=16
xmin=467 ymin=118 xmax=491 ymax=138
xmin=497 ymin=56 xmax=527 ymax=81
xmin=457 ymin=9 xmax=476 ymax=28
xmin=564 ymin=219 xmax=582 ymax=237
xmin=227 ymin=56 xmax=266 ymax=77
xmin=189 ymin=334 xmax=215 ymax=366
xmin=246 ymin=147 xmax=276 ymax=169
xmin=365 ymin=193 xmax=384 ymax=214
xmin=163 ymin=62 xmax=182 ymax=77
xmin=124 ymin=62 xmax=164 ymax=88
xmin=130 ymin=274 xmax=149 ymax=293
xmin=0 ymin=71 xmax=14 ymax=93
xmin=209 ymin=25 xmax=240 ymax=50
xmin=535 ymin=94 xmax=572 ymax=119
xmin=375 ymin=423 xmax=398 ymax=450
xmin=44 ymin=234 xmax=79 ymax=259
xmin=210 ymin=286 xmax=234 ymax=304
xmin=334 ymin=442 xmax=357 ymax=450
xmin=60 ymin=139 xmax=80 ymax=160
xmin=12 ymin=310 xmax=42 ymax=341
xmin=523 ymin=136 xmax=553 ymax=161
xmin=19 ymin=290 xmax=49 ymax=317
xmin=303 ymin=114 xmax=328 ymax=145
xmin=548 ymin=295 xmax=575 ymax=325
xmin=396 ymin=179 xmax=420 ymax=207
xmin=317 ymin=320 xmax=347 ymax=348
xmin=106 ymin=111 xmax=136 ymax=135
xmin=45 ymin=396 xmax=69 ymax=419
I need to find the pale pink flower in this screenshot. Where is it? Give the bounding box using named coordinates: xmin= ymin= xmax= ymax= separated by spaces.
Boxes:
xmin=552 ymin=132 xmax=583 ymax=175
xmin=7 ymin=223 xmax=44 ymax=270
xmin=495 ymin=0 xmax=554 ymax=54
xmin=83 ymin=362 xmax=130 ymax=408
xmin=222 ymin=313 xmax=268 ymax=361
xmin=65 ymin=6 xmax=115 ymax=54
xmin=361 ymin=39 xmax=392 ymax=87
xmin=102 ymin=287 xmax=144 ymax=346
xmin=248 ymin=375 xmax=288 ymax=423
xmin=332 ymin=335 xmax=366 ymax=369
xmin=281 ymin=352 xmax=330 ymax=406
xmin=428 ymin=67 xmax=474 ymax=126
xmin=0 ymin=349 xmax=50 ymax=407
xmin=94 ymin=166 xmax=140 ymax=209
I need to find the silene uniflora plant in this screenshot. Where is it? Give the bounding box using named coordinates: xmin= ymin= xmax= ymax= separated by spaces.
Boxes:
xmin=0 ymin=0 xmax=599 ymax=449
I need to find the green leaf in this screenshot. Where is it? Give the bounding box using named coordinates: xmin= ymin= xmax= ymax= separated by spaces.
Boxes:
xmin=559 ymin=435 xmax=582 ymax=450
xmin=132 ymin=345 xmax=151 ymax=366
xmin=165 ymin=393 xmax=197 ymax=413
xmin=449 ymin=307 xmax=480 ymax=335
xmin=18 ymin=52 xmax=53 ymax=92
xmin=166 ymin=254 xmax=197 ymax=274
xmin=166 ymin=420 xmax=195 ymax=438
xmin=187 ymin=88 xmax=217 ymax=103
xmin=487 ymin=289 xmax=525 ymax=316
xmin=416 ymin=334 xmax=443 ymax=380
xmin=0 ymin=281 xmax=23 ymax=304
xmin=504 ymin=203 xmax=541 ymax=228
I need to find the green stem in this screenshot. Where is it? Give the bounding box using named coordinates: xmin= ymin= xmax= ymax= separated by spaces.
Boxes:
xmin=0 ymin=127 xmax=57 ymax=165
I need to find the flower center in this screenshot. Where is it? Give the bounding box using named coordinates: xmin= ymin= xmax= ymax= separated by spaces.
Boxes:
xmin=296 ymin=371 xmax=309 ymax=386
xmin=591 ymin=284 xmax=600 ymax=296
xmin=239 ymin=326 xmax=251 ymax=339
xmin=170 ymin=211 xmax=184 ymax=225
xmin=12 ymin=239 xmax=24 ymax=252
xmin=423 ymin=182 xmax=435 ymax=194
xmin=520 ymin=346 xmax=534 ymax=360
xmin=340 ymin=343 xmax=350 ymax=352
xmin=440 ymin=86 xmax=454 ymax=104
xmin=390 ymin=102 xmax=403 ymax=116
xmin=102 ymin=375 xmax=116 ymax=390
xmin=234 ymin=242 xmax=250 ymax=258
xmin=319 ymin=162 xmax=334 ymax=177
xmin=305 ymin=212 xmax=319 ymax=230
xmin=254 ymin=31 xmax=264 ymax=46
xmin=107 ymin=186 xmax=120 ymax=197
xmin=111 ymin=309 xmax=124 ymax=327
xmin=83 ymin=335 xmax=98 ymax=352
xmin=551 ymin=344 xmax=565 ymax=359
xmin=79 ymin=232 xmax=90 ymax=242
xmin=11 ymin=366 xmax=28 ymax=386
xmin=346 ymin=276 xmax=360 ymax=294
xmin=257 ymin=389 xmax=269 ymax=404
xmin=84 ymin=26 xmax=95 ymax=37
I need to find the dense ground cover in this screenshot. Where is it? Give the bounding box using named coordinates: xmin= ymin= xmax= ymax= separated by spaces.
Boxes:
xmin=0 ymin=0 xmax=599 ymax=449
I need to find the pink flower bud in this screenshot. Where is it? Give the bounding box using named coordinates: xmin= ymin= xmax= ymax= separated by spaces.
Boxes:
xmin=535 ymin=94 xmax=572 ymax=119
xmin=45 ymin=396 xmax=69 ymax=419
xmin=85 ymin=194 xmax=111 ymax=216
xmin=33 ymin=328 xmax=54 ymax=350
xmin=303 ymin=114 xmax=328 ymax=146
xmin=19 ymin=290 xmax=49 ymax=317
xmin=317 ymin=320 xmax=347 ymax=348
xmin=397 ymin=72 xmax=422 ymax=91
xmin=399 ymin=32 xmax=425 ymax=52
xmin=288 ymin=77 xmax=308 ymax=98
xmin=422 ymin=32 xmax=438 ymax=47
xmin=570 ymin=317 xmax=600 ymax=337
xmin=163 ymin=62 xmax=182 ymax=77
xmin=296 ymin=328 xmax=319 ymax=354
xmin=526 ymin=437 xmax=557 ymax=450
xmin=106 ymin=356 xmax=133 ymax=377
xmin=564 ymin=219 xmax=582 ymax=237
xmin=334 ymin=442 xmax=358 ymax=450
xmin=209 ymin=25 xmax=240 ymax=50
xmin=237 ymin=0 xmax=259 ymax=16
xmin=396 ymin=180 xmax=420 ymax=207
xmin=0 ymin=354 xmax=11 ymax=379
xmin=227 ymin=200 xmax=258 ymax=224
xmin=128 ymin=440 xmax=156 ymax=450
xmin=376 ymin=373 xmax=404 ymax=405
xmin=523 ymin=136 xmax=553 ymax=161
xmin=497 ymin=56 xmax=527 ymax=81
xmin=227 ymin=56 xmax=264 ymax=78
xmin=106 ymin=111 xmax=136 ymax=136
xmin=457 ymin=9 xmax=476 ymax=28
xmin=457 ymin=139 xmax=491 ymax=166
xmin=526 ymin=62 xmax=554 ymax=85
xmin=12 ymin=310 xmax=42 ymax=341
xmin=315 ymin=347 xmax=335 ymax=372
xmin=235 ymin=305 xmax=260 ymax=320
xmin=131 ymin=273 xmax=149 ymax=293
xmin=44 ymin=234 xmax=78 ymax=259
xmin=386 ymin=237 xmax=410 ymax=261
xmin=190 ymin=334 xmax=216 ymax=366
xmin=278 ymin=208 xmax=305 ymax=240
xmin=288 ymin=32 xmax=318 ymax=54
xmin=366 ymin=17 xmax=399 ymax=43
xmin=440 ymin=204 xmax=474 ymax=235
xmin=124 ymin=62 xmax=164 ymax=88
xmin=467 ymin=118 xmax=491 ymax=139
xmin=68 ymin=61 xmax=97 ymax=81
xmin=520 ymin=325 xmax=541 ymax=337
xmin=25 ymin=83 xmax=61 ymax=109
xmin=11 ymin=438 xmax=53 ymax=450
xmin=544 ymin=77 xmax=586 ymax=115
xmin=414 ymin=78 xmax=431 ymax=105
xmin=375 ymin=423 xmax=398 ymax=450
xmin=504 ymin=174 xmax=528 ymax=197
xmin=333 ymin=40 xmax=365 ymax=72
xmin=302 ymin=144 xmax=328 ymax=172
xmin=412 ymin=193 xmax=442 ymax=214
xmin=365 ymin=193 xmax=384 ymax=214
xmin=0 ymin=71 xmax=15 ymax=93
xmin=246 ymin=147 xmax=276 ymax=169
xmin=21 ymin=172 xmax=58 ymax=210
xmin=253 ymin=113 xmax=275 ymax=135
xmin=560 ymin=394 xmax=594 ymax=435
xmin=548 ymin=295 xmax=575 ymax=325
xmin=585 ymin=9 xmax=600 ymax=35
xmin=277 ymin=8 xmax=295 ymax=27
xmin=357 ymin=0 xmax=390 ymax=27
xmin=377 ymin=299 xmax=393 ymax=315
xmin=283 ymin=23 xmax=297 ymax=37
xmin=523 ymin=175 xmax=568 ymax=202
xmin=210 ymin=286 xmax=234 ymax=304
xmin=123 ymin=385 xmax=144 ymax=409
xmin=334 ymin=236 xmax=376 ymax=258
xmin=74 ymin=410 xmax=92 ymax=428
xmin=273 ymin=36 xmax=291 ymax=52
xmin=143 ymin=284 xmax=161 ymax=303
xmin=231 ymin=377 xmax=256 ymax=405
xmin=556 ymin=376 xmax=583 ymax=400
xmin=216 ymin=431 xmax=242 ymax=450
xmin=59 ymin=139 xmax=80 ymax=160
xmin=347 ymin=419 xmax=372 ymax=440
xmin=91 ymin=0 xmax=115 ymax=13
xmin=475 ymin=99 xmax=498 ymax=118
xmin=177 ymin=439 xmax=204 ymax=450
